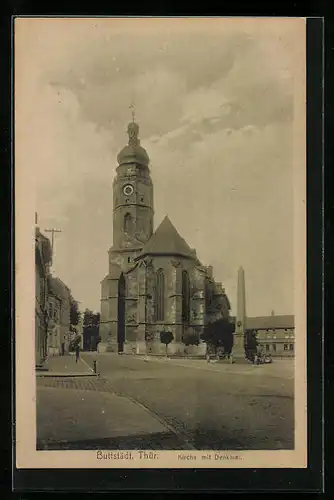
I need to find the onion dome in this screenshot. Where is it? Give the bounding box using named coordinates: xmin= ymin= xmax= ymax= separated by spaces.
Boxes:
xmin=117 ymin=122 xmax=150 ymax=167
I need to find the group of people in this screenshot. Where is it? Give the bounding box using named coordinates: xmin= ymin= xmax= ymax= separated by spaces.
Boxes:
xmin=245 ymin=330 xmax=272 ymax=364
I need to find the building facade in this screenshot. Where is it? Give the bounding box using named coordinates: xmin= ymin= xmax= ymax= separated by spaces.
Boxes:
xmin=246 ymin=314 xmax=295 ymax=358
xmin=233 ymin=264 xmax=295 ymax=358
xmin=47 ymin=276 xmax=72 ymax=356
xmin=35 ymin=227 xmax=52 ymax=367
xmin=100 ymin=121 xmax=231 ymax=355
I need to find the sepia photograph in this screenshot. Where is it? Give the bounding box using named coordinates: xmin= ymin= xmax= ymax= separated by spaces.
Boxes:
xmin=15 ymin=17 xmax=307 ymax=469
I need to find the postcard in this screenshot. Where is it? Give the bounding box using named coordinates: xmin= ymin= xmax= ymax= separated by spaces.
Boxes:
xmin=15 ymin=17 xmax=307 ymax=469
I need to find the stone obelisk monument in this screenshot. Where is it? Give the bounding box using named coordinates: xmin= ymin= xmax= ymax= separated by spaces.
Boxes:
xmin=233 ymin=266 xmax=246 ymax=359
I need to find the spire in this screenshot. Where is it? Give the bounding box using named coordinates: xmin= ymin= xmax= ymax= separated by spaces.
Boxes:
xmin=129 ymin=100 xmax=136 ymax=123
xmin=127 ymin=100 xmax=140 ymax=146
xmin=127 ymin=121 xmax=140 ymax=147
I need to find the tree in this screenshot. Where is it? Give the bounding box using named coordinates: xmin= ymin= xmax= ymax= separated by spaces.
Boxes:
xmin=160 ymin=330 xmax=174 ymax=357
xmin=244 ymin=329 xmax=258 ymax=362
xmin=83 ymin=309 xmax=101 ymax=351
xmin=70 ymin=296 xmax=81 ymax=326
xmin=200 ymin=317 xmax=234 ymax=357
xmin=69 ymin=333 xmax=81 ymax=352
xmin=83 ymin=308 xmax=94 ymax=327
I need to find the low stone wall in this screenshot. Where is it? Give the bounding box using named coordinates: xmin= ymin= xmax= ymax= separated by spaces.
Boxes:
xmin=47 ymin=347 xmax=60 ymax=356
xmin=98 ymin=340 xmax=208 ymax=358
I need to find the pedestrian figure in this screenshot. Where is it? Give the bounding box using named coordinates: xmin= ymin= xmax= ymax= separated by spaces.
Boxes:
xmin=75 ymin=344 xmax=80 ymax=363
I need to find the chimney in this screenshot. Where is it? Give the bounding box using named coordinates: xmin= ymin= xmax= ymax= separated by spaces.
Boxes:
xmin=35 ymin=212 xmax=40 ymax=234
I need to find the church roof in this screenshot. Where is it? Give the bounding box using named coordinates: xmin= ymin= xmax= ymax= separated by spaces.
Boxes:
xmin=137 ymin=215 xmax=196 ymax=260
xmin=48 ymin=276 xmax=71 ymax=301
xmin=245 ymin=315 xmax=295 ymax=330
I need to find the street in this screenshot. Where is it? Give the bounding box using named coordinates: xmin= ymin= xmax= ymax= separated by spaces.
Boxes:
xmin=81 ymin=353 xmax=294 ymax=450
xmin=36 ymin=353 xmax=294 ymax=451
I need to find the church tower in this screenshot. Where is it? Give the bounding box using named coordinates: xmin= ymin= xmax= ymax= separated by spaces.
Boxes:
xmin=100 ymin=118 xmax=154 ymax=352
xmin=110 ymin=120 xmax=154 ymax=270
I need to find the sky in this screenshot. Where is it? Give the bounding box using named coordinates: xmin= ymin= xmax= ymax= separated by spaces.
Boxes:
xmin=16 ymin=18 xmax=305 ymax=316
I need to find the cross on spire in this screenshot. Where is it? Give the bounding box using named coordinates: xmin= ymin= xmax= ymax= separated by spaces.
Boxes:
xmin=129 ymin=101 xmax=135 ymax=123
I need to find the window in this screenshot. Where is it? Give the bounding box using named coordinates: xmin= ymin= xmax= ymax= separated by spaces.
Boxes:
xmin=124 ymin=213 xmax=132 ymax=233
xmin=284 ymin=344 xmax=288 ymax=351
xmin=265 ymin=344 xmax=270 ymax=351
xmin=272 ymin=343 xmax=276 ymax=351
xmin=289 ymin=344 xmax=294 ymax=351
xmin=140 ymin=197 xmax=144 ymax=202
xmin=205 ymin=278 xmax=212 ymax=312
xmin=155 ymin=269 xmax=165 ymax=322
xmin=53 ymin=306 xmax=58 ymax=322
xmin=182 ymin=270 xmax=190 ymax=325
xmin=128 ymin=256 xmax=131 ymax=263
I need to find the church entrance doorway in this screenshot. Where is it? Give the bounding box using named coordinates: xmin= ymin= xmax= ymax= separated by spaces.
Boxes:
xmin=117 ymin=273 xmax=126 ymax=352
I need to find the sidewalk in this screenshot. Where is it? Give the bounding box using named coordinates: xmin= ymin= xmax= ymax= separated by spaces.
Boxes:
xmin=37 ymin=353 xmax=97 ymax=377
xmin=151 ymin=356 xmax=294 ymax=380
xmin=85 ymin=352 xmax=294 ymax=380
xmin=36 ymin=384 xmax=186 ymax=450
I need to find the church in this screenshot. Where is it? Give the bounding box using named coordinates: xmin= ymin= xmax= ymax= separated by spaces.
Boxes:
xmin=99 ymin=119 xmax=231 ymax=355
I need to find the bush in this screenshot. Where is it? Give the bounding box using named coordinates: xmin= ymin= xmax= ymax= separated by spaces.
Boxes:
xmin=200 ymin=318 xmax=234 ymax=356
xmin=182 ymin=332 xmax=200 ymax=346
xmin=69 ymin=334 xmax=81 ymax=352
xmin=160 ymin=330 xmax=174 ymax=356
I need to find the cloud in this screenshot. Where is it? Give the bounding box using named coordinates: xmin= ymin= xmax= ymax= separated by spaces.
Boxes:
xmin=18 ymin=18 xmax=301 ymax=314
xmin=39 ymin=19 xmax=294 ymax=141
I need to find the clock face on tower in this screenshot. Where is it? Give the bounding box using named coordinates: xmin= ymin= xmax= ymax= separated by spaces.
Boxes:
xmin=123 ymin=184 xmax=134 ymax=196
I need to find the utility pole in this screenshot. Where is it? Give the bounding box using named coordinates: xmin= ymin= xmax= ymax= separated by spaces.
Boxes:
xmin=44 ymin=227 xmax=62 ymax=266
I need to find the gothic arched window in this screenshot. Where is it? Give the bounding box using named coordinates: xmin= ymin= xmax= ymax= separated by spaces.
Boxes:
xmin=182 ymin=270 xmax=190 ymax=325
xmin=155 ymin=269 xmax=165 ymax=322
xmin=124 ymin=213 xmax=132 ymax=233
xmin=205 ymin=278 xmax=213 ymax=313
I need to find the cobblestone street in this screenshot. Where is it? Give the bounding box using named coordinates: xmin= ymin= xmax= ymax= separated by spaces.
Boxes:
xmin=36 ymin=353 xmax=294 ymax=451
